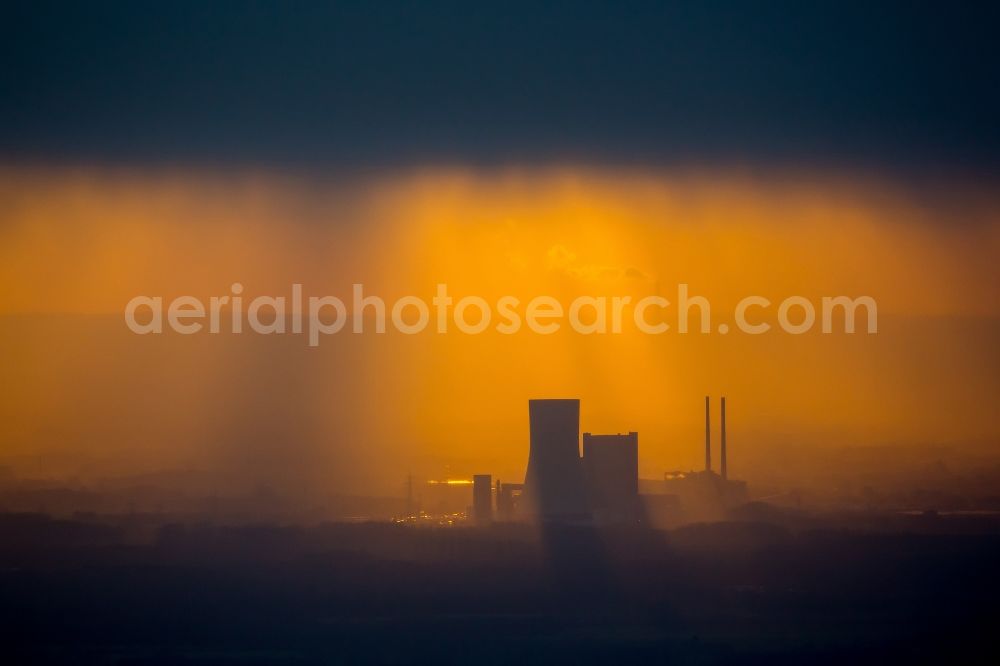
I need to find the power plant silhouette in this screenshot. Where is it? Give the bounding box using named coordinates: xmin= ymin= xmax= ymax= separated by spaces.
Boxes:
xmin=462 ymin=397 xmax=748 ymax=525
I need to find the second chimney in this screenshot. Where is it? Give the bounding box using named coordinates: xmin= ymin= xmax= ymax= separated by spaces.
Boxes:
xmin=720 ymin=396 xmax=728 ymax=481
xmin=704 ymin=396 xmax=711 ymax=472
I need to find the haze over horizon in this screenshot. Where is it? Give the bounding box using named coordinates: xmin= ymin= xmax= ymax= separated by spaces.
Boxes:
xmin=1 ymin=167 xmax=997 ymax=498
xmin=2 ymin=2 xmax=999 ymax=499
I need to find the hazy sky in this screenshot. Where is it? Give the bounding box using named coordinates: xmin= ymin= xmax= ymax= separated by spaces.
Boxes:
xmin=1 ymin=168 xmax=997 ymax=495
xmin=1 ymin=4 xmax=998 ymax=497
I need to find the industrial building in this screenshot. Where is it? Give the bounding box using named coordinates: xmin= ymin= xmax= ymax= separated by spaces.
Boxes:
xmin=662 ymin=396 xmax=748 ymax=521
xmin=582 ymin=431 xmax=639 ymax=522
xmin=520 ymin=399 xmax=642 ymax=524
xmin=444 ymin=396 xmax=747 ymax=526
xmin=472 ymin=474 xmax=492 ymax=525
xmin=495 ymin=480 xmax=523 ymax=520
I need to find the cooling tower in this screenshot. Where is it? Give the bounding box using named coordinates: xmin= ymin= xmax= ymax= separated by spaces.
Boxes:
xmin=523 ymin=399 xmax=588 ymax=519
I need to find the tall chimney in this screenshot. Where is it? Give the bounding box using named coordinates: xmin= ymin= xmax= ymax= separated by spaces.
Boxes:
xmin=720 ymin=396 xmax=728 ymax=481
xmin=704 ymin=396 xmax=711 ymax=472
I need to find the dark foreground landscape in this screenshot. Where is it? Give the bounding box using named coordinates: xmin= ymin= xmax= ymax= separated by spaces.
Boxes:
xmin=2 ymin=512 xmax=998 ymax=665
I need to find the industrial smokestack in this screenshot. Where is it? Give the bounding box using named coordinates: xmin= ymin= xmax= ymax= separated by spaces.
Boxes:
xmin=720 ymin=396 xmax=728 ymax=481
xmin=704 ymin=396 xmax=711 ymax=472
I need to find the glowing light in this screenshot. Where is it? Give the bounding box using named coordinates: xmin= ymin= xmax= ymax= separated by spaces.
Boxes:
xmin=0 ymin=166 xmax=998 ymax=495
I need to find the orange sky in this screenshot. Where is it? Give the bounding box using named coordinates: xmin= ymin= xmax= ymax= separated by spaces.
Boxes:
xmin=1 ymin=166 xmax=998 ymax=495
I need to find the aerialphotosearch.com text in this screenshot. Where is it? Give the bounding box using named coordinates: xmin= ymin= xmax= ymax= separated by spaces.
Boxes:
xmin=124 ymin=283 xmax=877 ymax=346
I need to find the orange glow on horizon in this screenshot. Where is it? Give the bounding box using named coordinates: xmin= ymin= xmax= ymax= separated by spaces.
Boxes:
xmin=0 ymin=165 xmax=998 ymax=495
